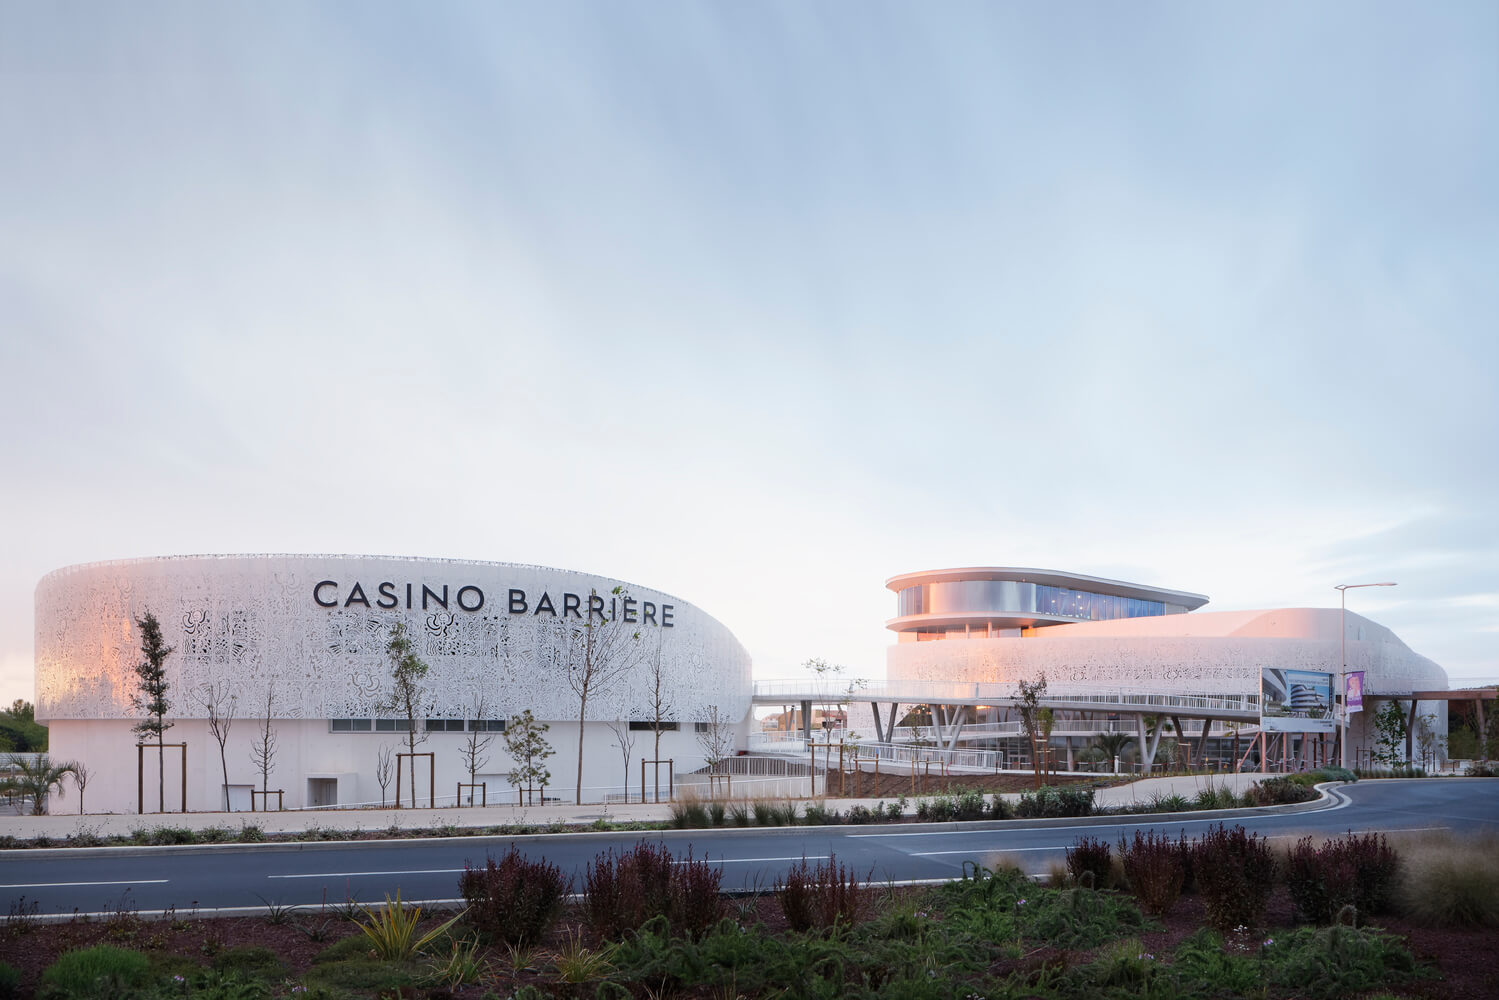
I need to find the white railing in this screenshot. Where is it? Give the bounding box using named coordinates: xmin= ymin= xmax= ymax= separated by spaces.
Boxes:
xmin=752 ymin=680 xmax=1261 ymax=717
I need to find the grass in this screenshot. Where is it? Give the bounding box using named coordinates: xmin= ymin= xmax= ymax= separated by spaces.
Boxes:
xmin=1389 ymin=829 xmax=1499 ymax=927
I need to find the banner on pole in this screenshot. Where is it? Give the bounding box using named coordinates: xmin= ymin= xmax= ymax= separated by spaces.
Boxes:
xmin=1260 ymin=667 xmax=1336 ymax=733
xmin=1345 ymin=670 xmax=1365 ymax=715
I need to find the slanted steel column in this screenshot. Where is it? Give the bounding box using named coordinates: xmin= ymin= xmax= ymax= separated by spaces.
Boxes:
xmin=801 ymin=700 xmax=812 ymax=741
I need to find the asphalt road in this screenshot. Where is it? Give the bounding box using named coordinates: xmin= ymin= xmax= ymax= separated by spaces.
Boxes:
xmin=3 ymin=779 xmax=1495 ymax=918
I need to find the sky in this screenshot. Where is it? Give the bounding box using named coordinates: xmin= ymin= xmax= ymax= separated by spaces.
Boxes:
xmin=1 ymin=2 xmax=1495 ymax=706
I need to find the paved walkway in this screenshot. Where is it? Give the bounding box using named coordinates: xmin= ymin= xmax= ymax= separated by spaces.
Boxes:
xmin=0 ymin=772 xmax=1278 ymax=842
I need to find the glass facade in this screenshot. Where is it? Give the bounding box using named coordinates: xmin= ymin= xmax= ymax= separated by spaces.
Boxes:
xmin=896 ymin=580 xmax=1165 ymax=623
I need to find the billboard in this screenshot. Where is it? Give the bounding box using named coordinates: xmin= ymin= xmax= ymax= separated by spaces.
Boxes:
xmin=1345 ymin=671 xmax=1365 ymax=715
xmin=1260 ymin=668 xmax=1336 ymax=733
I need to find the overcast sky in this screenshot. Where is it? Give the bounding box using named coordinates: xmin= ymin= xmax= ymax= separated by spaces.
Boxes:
xmin=2 ymin=2 xmax=1495 ymax=707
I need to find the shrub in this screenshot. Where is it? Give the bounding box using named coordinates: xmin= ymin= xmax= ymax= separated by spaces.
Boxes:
xmin=777 ymin=854 xmax=868 ymax=933
xmin=1262 ymin=924 xmax=1416 ymax=999
xmin=669 ymin=793 xmax=709 ymax=829
xmin=1395 ymin=831 xmax=1499 ymax=927
xmin=1118 ymin=830 xmax=1185 ymax=916
xmin=1285 ymin=833 xmax=1399 ymax=924
xmin=1193 ymin=824 xmax=1275 ymax=930
xmin=0 ymin=963 xmax=19 ymax=1000
xmin=38 ymin=945 xmax=154 ymax=1000
xmin=707 ymin=800 xmax=726 ymax=826
xmin=1243 ymin=776 xmax=1317 ymax=806
xmin=750 ymin=798 xmax=775 ymax=825
xmin=1064 ymin=837 xmax=1112 ymax=890
xmin=953 ymin=788 xmax=986 ymax=821
xmin=356 ymin=890 xmax=463 ymax=961
xmin=772 ymin=799 xmax=799 ymax=825
xmin=727 ymin=800 xmax=751 ymax=826
xmin=1149 ymin=792 xmax=1190 ymax=813
xmin=845 ymin=804 xmax=874 ymax=824
xmin=986 ymin=795 xmax=1013 ymax=820
xmin=210 ymin=946 xmax=285 ymax=980
xmin=582 ymin=841 xmax=724 ymax=939
xmin=1015 ymin=784 xmax=1094 ymax=818
xmin=1466 ymin=760 xmax=1499 ymax=777
xmin=802 ymin=802 xmax=840 ymax=826
xmin=458 ymin=848 xmax=568 ymax=946
xmin=883 ymin=800 xmax=905 ymax=821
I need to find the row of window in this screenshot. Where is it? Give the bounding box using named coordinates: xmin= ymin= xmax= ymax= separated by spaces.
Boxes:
xmin=329 ymin=718 xmax=507 ymax=733
xmin=329 ymin=719 xmax=715 ymax=734
xmin=897 ymin=580 xmax=1165 ymax=622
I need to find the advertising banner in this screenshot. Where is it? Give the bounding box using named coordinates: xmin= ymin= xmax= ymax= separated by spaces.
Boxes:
xmin=1345 ymin=670 xmax=1365 ymax=715
xmin=1260 ymin=667 xmax=1336 ymax=733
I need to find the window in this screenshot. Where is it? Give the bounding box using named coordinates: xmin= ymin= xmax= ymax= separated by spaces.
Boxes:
xmin=694 ymin=721 xmax=711 ymax=733
xmin=467 ymin=719 xmax=506 ymax=732
xmin=629 ymin=720 xmax=678 ymax=731
xmin=375 ymin=719 xmax=412 ymax=732
xmin=330 ymin=719 xmax=372 ymax=732
xmin=425 ymin=719 xmax=465 ymax=732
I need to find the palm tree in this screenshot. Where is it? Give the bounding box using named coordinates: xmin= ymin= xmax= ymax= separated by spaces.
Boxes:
xmin=3 ymin=754 xmax=77 ymax=815
xmin=1092 ymin=732 xmax=1133 ymax=773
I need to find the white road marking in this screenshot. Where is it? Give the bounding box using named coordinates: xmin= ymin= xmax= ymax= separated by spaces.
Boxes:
xmin=267 ymin=868 xmax=466 ymax=879
xmin=1 ymin=879 xmax=169 ymax=888
xmin=679 ymin=856 xmax=830 ymax=865
xmin=913 ymin=847 xmax=1060 ymax=857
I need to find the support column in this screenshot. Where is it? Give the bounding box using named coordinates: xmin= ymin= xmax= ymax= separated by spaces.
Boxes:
xmin=1407 ymin=700 xmax=1419 ymax=766
xmin=801 ymin=700 xmax=812 ymax=741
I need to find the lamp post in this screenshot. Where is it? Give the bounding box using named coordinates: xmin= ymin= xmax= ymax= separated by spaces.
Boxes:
xmin=1335 ymin=582 xmax=1396 ymax=768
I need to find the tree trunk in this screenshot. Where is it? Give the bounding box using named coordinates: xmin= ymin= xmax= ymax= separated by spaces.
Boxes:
xmin=576 ymin=689 xmax=588 ymax=804
xmin=157 ymin=732 xmax=166 ymax=813
xmin=219 ymin=747 xmax=230 ymax=812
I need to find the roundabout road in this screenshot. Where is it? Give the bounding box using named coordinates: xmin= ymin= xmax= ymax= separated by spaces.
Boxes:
xmin=3 ymin=779 xmax=1495 ymax=918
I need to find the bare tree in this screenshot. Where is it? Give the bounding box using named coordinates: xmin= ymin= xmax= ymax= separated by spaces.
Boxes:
xmin=383 ymin=622 xmax=430 ymax=808
xmin=695 ymin=704 xmax=736 ymax=796
xmin=193 ymin=682 xmax=238 ymax=811
xmin=131 ymin=610 xmax=174 ymax=813
xmin=562 ymin=586 xmax=641 ymax=804
xmin=375 ymin=743 xmax=395 ymax=807
xmin=249 ymin=686 xmax=278 ymax=801
xmin=459 ymin=695 xmax=496 ymax=805
xmin=72 ymin=760 xmax=90 ymax=814
xmin=605 ymin=719 xmax=636 ymax=802
xmin=643 ymin=628 xmax=675 ymax=801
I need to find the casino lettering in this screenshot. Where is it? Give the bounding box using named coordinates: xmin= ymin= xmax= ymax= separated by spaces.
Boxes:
xmin=312 ymin=580 xmax=674 ymax=626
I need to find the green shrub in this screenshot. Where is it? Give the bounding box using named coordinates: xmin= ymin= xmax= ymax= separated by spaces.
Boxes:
xmin=750 ymin=798 xmax=775 ymax=825
xmin=986 ymin=795 xmax=1013 ymax=820
xmin=727 ymin=800 xmax=751 ymax=826
xmin=173 ymin=970 xmax=272 ymax=1000
xmin=39 ymin=945 xmax=155 ymax=1000
xmin=882 ymin=800 xmax=904 ymax=821
xmin=0 ymin=963 xmax=20 ymax=1000
xmin=1262 ymin=924 xmax=1416 ymax=999
xmin=209 ymin=947 xmax=285 ymax=980
xmin=1148 ymin=792 xmax=1190 ymax=812
xmin=1466 ymin=760 xmax=1499 ymax=777
xmin=1014 ymin=784 xmax=1094 ymax=818
xmin=1193 ymin=824 xmax=1275 ymax=931
xmin=1170 ymin=928 xmax=1264 ymax=995
xmin=459 ymin=848 xmax=568 ymax=946
xmin=1243 ymin=776 xmax=1317 ymax=806
xmin=845 ymin=804 xmax=874 ymax=824
xmin=668 ymin=794 xmax=709 ymax=829
xmin=802 ymin=802 xmax=840 ymax=825
xmin=707 ymin=800 xmax=726 ymax=826
xmin=953 ymin=788 xmax=986 ymax=820
xmin=772 ymin=799 xmax=799 ymax=825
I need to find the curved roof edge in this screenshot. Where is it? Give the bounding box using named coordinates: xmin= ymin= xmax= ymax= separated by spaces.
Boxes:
xmin=885 ymin=566 xmax=1210 ymax=610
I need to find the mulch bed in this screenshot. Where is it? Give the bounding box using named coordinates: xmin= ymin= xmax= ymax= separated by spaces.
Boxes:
xmin=3 ymin=885 xmax=1495 ymax=999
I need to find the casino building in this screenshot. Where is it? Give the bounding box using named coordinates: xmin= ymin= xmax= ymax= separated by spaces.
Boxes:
xmin=884 ymin=567 xmax=1450 ymax=765
xmin=35 ymin=555 xmax=752 ymax=812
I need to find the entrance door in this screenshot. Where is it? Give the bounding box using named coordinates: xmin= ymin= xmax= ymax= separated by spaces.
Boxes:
xmin=307 ymin=778 xmax=337 ymax=807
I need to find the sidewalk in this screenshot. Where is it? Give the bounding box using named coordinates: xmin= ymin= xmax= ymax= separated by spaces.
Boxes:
xmin=0 ymin=772 xmax=1276 ymax=843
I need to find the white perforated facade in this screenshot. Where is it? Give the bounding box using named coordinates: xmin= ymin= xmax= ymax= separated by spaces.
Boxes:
xmin=36 ymin=555 xmax=752 ymax=812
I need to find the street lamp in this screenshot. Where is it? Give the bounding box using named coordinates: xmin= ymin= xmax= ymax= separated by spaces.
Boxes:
xmin=1334 ymin=582 xmax=1397 ymax=768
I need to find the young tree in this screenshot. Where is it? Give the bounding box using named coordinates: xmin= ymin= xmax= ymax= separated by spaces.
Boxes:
xmin=1093 ymin=731 xmax=1131 ymax=774
xmin=459 ymin=695 xmax=496 ymax=805
xmin=1371 ymin=699 xmax=1410 ymax=767
xmin=72 ymin=759 xmax=91 ymax=814
xmin=131 ymin=610 xmax=175 ymax=813
xmin=503 ymin=709 xmax=554 ymax=804
xmin=605 ymin=718 xmax=636 ymax=802
xmin=249 ymin=686 xmax=278 ymax=801
xmin=375 ymin=743 xmax=395 ymax=808
xmin=696 ymin=704 xmax=736 ymax=795
xmin=383 ymin=622 xmax=431 ymax=809
xmin=643 ymin=628 xmax=675 ymax=801
xmin=562 ymin=586 xmax=641 ymax=804
xmin=0 ymin=700 xmax=47 ymax=753
xmin=193 ymin=682 xmax=238 ymax=811
xmin=1015 ymin=674 xmax=1048 ymax=788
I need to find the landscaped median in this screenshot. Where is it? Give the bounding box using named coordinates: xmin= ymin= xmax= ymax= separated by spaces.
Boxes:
xmin=6 ymin=821 xmax=1498 ymax=999
xmin=0 ymin=770 xmax=1343 ymax=850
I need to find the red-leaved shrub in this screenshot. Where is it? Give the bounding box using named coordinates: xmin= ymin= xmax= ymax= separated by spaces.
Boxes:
xmin=777 ymin=854 xmax=868 ymax=933
xmin=458 ymin=848 xmax=568 ymax=945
